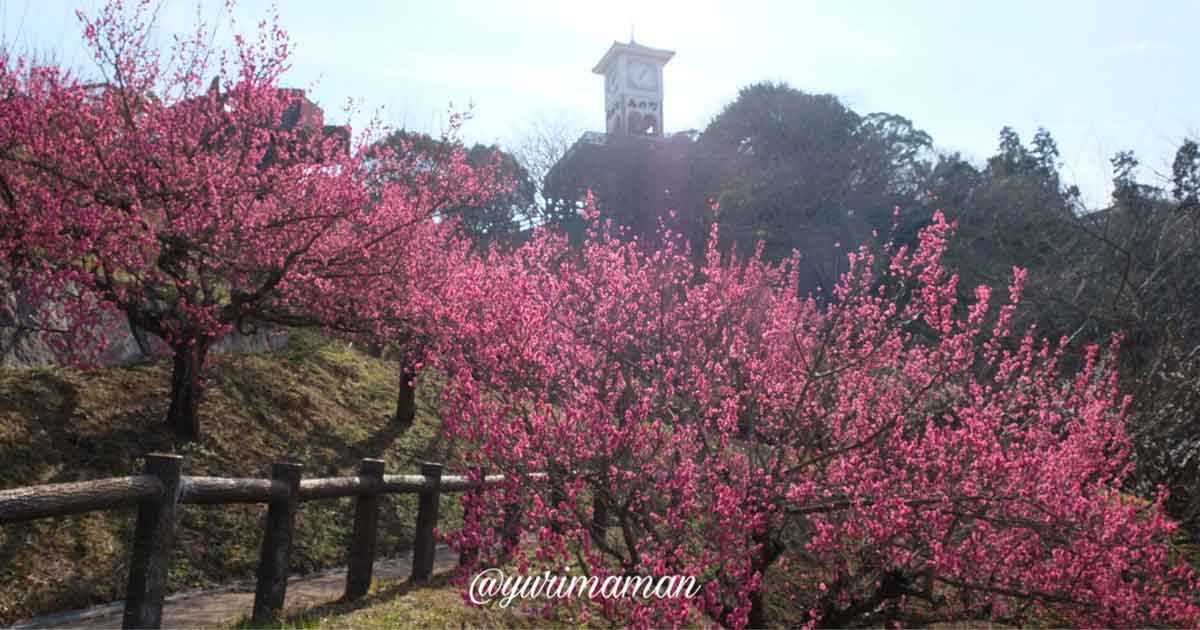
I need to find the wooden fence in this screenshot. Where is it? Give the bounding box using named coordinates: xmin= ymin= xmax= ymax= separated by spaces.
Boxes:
xmin=0 ymin=454 xmax=535 ymax=628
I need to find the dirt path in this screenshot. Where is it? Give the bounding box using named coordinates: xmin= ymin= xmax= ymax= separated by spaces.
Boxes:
xmin=11 ymin=545 xmax=460 ymax=629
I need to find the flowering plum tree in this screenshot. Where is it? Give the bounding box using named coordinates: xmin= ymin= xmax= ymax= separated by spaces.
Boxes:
xmin=0 ymin=1 xmax=496 ymax=439
xmin=436 ymin=204 xmax=1200 ymax=628
xmin=290 ymin=127 xmax=503 ymax=427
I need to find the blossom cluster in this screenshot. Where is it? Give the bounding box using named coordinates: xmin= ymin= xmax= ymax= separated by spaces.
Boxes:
xmin=0 ymin=0 xmax=497 ymax=363
xmin=0 ymin=1 xmax=502 ymax=436
xmin=433 ymin=203 xmax=1200 ymax=628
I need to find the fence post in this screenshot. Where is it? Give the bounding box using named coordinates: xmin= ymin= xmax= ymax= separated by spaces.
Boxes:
xmin=252 ymin=461 xmax=302 ymax=622
xmin=458 ymin=466 xmax=485 ymax=569
xmin=344 ymin=458 xmax=385 ymax=600
xmin=122 ymin=453 xmax=183 ymax=630
xmin=411 ymin=462 xmax=442 ymax=583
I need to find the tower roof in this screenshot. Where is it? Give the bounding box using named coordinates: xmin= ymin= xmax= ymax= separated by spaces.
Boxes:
xmin=591 ymin=41 xmax=675 ymax=74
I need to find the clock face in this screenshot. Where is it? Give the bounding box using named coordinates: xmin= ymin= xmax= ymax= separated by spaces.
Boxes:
xmin=627 ymin=59 xmax=658 ymax=91
xmin=606 ymin=71 xmax=619 ymax=94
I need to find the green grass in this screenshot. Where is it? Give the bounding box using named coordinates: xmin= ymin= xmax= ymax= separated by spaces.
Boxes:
xmin=233 ymin=572 xmax=591 ymax=630
xmin=0 ymin=329 xmax=465 ymax=625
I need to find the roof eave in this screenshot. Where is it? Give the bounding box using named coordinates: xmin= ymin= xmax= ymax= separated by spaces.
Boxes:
xmin=591 ymin=41 xmax=676 ymax=74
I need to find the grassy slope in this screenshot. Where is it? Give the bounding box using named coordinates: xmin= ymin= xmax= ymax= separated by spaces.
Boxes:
xmin=0 ymin=330 xmax=465 ymax=625
xmin=234 ymin=573 xmax=578 ymax=629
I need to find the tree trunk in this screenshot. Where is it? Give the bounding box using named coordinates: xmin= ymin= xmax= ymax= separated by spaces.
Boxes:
xmin=166 ymin=339 xmax=209 ymax=441
xmin=394 ymin=362 xmax=417 ymax=427
xmin=128 ymin=314 xmax=154 ymax=359
xmin=748 ymin=589 xmax=766 ymax=629
xmin=591 ymin=494 xmax=609 ymax=543
xmin=745 ymin=534 xmax=783 ymax=629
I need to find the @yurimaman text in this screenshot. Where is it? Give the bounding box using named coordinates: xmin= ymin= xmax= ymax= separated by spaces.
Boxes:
xmin=468 ymin=568 xmax=701 ymax=608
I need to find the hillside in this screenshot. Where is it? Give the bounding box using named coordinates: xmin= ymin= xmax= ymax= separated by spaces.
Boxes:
xmin=234 ymin=573 xmax=574 ymax=629
xmin=0 ymin=330 xmax=463 ymax=625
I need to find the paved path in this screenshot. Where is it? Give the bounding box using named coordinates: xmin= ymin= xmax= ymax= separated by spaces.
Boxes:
xmin=11 ymin=545 xmax=460 ymax=629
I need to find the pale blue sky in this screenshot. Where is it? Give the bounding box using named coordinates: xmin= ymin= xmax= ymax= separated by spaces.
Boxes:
xmin=4 ymin=0 xmax=1198 ymax=209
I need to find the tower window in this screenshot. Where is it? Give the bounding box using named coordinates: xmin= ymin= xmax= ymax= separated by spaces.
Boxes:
xmin=629 ymin=112 xmax=657 ymax=136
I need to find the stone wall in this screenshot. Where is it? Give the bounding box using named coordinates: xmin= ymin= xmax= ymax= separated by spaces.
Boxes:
xmin=1 ymin=292 xmax=289 ymax=369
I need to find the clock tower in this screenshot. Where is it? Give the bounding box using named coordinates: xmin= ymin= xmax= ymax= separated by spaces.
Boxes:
xmin=593 ymin=40 xmax=674 ymax=138
xmin=544 ymin=39 xmax=693 ymax=246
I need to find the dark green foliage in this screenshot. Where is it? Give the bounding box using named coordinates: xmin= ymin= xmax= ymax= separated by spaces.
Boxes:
xmin=370 ymin=131 xmax=536 ymax=249
xmin=691 ymin=82 xmax=924 ymax=280
xmin=457 ymin=143 xmax=537 ymax=248
xmin=1172 ymin=139 xmax=1200 ymax=209
xmin=942 ymin=130 xmax=1078 ymax=307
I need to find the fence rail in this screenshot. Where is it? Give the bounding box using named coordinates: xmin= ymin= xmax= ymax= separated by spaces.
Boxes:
xmin=0 ymin=454 xmax=533 ymax=629
xmin=0 ymin=475 xmax=163 ymax=523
